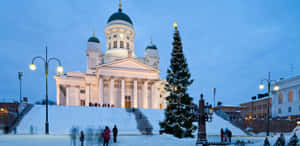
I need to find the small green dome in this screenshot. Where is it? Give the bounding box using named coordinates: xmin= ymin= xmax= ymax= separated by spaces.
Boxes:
xmin=107 ymin=8 xmax=133 ymax=25
xmin=88 ymin=36 xmax=100 ymax=43
xmin=146 ymin=44 xmax=158 ymax=50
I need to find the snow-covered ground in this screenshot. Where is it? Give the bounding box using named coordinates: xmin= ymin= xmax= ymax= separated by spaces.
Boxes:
xmin=0 ymin=134 xmax=264 ymax=146
xmin=17 ymin=105 xmax=246 ymax=136
xmin=251 ymin=126 xmax=300 ymax=145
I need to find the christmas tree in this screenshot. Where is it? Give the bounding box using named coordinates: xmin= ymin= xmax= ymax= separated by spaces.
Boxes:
xmin=275 ymin=134 xmax=286 ymax=146
xmin=264 ymin=137 xmax=270 ymax=146
xmin=159 ymin=23 xmax=196 ymax=138
xmin=288 ymin=133 xmax=299 ymax=146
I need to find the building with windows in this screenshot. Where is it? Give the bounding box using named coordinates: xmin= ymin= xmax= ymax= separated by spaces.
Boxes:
xmin=240 ymin=97 xmax=272 ymax=120
xmin=272 ymin=75 xmax=300 ymax=119
xmin=213 ymin=105 xmax=244 ymax=121
xmin=54 ymin=4 xmax=167 ymax=109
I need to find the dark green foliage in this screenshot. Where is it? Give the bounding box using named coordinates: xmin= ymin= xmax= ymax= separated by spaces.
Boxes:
xmin=159 ymin=26 xmax=196 ymax=138
xmin=274 ymin=134 xmax=286 ymax=146
xmin=288 ymin=133 xmax=299 ymax=146
xmin=264 ymin=137 xmax=270 ymax=146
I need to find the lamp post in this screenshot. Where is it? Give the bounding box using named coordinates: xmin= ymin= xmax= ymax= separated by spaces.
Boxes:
xmin=18 ymin=72 xmax=24 ymax=103
xmin=259 ymin=72 xmax=279 ymax=136
xmin=29 ymin=46 xmax=63 ymax=134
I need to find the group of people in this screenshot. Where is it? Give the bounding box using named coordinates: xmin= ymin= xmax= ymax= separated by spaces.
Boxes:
xmin=220 ymin=128 xmax=232 ymax=143
xmin=71 ymin=125 xmax=118 ymax=146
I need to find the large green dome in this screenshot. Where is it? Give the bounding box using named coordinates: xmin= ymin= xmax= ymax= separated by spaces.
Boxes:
xmin=107 ymin=8 xmax=133 ymax=25
xmin=88 ymin=36 xmax=100 ymax=43
xmin=146 ymin=44 xmax=158 ymax=50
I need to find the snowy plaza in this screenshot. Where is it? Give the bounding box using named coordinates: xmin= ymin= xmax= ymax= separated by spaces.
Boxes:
xmin=1 ymin=0 xmax=300 ymax=145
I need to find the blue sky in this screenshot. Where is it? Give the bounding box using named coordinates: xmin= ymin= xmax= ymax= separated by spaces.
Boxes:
xmin=0 ymin=0 xmax=300 ymax=105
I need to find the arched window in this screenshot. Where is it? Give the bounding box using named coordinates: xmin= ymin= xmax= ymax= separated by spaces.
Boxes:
xmin=120 ymin=41 xmax=124 ymax=48
xmin=278 ymin=93 xmax=283 ymax=104
xmin=289 ymin=91 xmax=293 ymax=102
xmin=113 ymin=41 xmax=117 ymax=48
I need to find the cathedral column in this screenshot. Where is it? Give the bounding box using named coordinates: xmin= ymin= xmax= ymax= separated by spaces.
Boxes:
xmin=133 ymin=80 xmax=138 ymax=108
xmin=143 ymin=80 xmax=148 ymax=109
xmin=85 ymin=84 xmax=90 ymax=106
xmin=99 ymin=77 xmax=104 ymax=105
xmin=110 ymin=78 xmax=115 ymax=106
xmin=66 ymin=85 xmax=70 ymax=105
xmin=121 ymin=79 xmax=125 ymax=108
xmin=152 ymin=82 xmax=159 ymax=109
xmin=56 ymin=84 xmax=60 ymax=105
xmin=74 ymin=85 xmax=81 ymax=106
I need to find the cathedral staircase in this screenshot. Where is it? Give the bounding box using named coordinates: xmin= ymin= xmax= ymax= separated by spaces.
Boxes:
xmin=126 ymin=108 xmax=153 ymax=135
xmin=0 ymin=103 xmax=33 ymax=133
xmin=214 ymin=110 xmax=251 ymax=136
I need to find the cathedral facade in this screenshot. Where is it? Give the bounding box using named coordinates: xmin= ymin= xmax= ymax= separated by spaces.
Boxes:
xmin=54 ymin=6 xmax=167 ymax=109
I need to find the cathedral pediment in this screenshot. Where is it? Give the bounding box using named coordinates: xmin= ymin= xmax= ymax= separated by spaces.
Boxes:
xmin=98 ymin=58 xmax=159 ymax=73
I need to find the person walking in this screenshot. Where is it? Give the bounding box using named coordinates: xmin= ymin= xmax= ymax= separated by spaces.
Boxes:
xmin=228 ymin=129 xmax=232 ymax=143
xmin=103 ymin=126 xmax=110 ymax=146
xmin=113 ymin=125 xmax=118 ymax=143
xmin=70 ymin=127 xmax=78 ymax=146
xmin=220 ymin=128 xmax=224 ymax=142
xmin=224 ymin=128 xmax=228 ymax=142
xmin=80 ymin=130 xmax=85 ymax=146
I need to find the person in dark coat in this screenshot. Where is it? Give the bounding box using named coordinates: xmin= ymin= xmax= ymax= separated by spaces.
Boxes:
xmin=224 ymin=128 xmax=228 ymax=142
xmin=103 ymin=126 xmax=110 ymax=146
xmin=228 ymin=129 xmax=232 ymax=143
xmin=113 ymin=125 xmax=118 ymax=143
xmin=220 ymin=128 xmax=224 ymax=142
xmin=80 ymin=130 xmax=85 ymax=146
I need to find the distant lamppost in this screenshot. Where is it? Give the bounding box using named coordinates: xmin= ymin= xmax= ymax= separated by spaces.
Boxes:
xmin=18 ymin=72 xmax=24 ymax=103
xmin=259 ymin=72 xmax=280 ymax=136
xmin=29 ymin=46 xmax=63 ymax=134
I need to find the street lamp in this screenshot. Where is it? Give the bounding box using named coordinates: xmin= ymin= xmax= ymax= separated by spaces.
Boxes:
xmin=259 ymin=72 xmax=279 ymax=136
xmin=18 ymin=72 xmax=24 ymax=103
xmin=29 ymin=46 xmax=63 ymax=134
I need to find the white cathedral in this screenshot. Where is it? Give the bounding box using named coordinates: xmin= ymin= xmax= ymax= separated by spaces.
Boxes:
xmin=54 ymin=5 xmax=167 ymax=109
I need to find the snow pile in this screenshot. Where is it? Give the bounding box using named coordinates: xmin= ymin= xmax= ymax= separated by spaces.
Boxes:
xmin=17 ymin=105 xmax=246 ymax=136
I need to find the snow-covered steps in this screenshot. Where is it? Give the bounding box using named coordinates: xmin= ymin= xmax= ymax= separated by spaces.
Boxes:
xmin=17 ymin=105 xmax=247 ymax=136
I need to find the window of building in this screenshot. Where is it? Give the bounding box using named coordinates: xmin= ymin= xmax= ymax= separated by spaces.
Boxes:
xmin=289 ymin=91 xmax=293 ymax=102
xmin=120 ymin=41 xmax=124 ymax=48
xmin=113 ymin=34 xmax=117 ymax=38
xmin=108 ymin=42 xmax=111 ymax=49
xmin=80 ymin=100 xmax=85 ymax=106
xmin=113 ymin=41 xmax=117 ymax=48
xmin=279 ymin=93 xmax=283 ymax=104
xmin=126 ymin=36 xmax=130 ymax=40
xmin=278 ymin=108 xmax=282 ymax=114
xmin=108 ymin=36 xmax=111 ymax=40
xmin=288 ymin=107 xmax=292 ymax=112
xmin=80 ymin=90 xmax=85 ymax=94
xmin=126 ymin=42 xmax=130 ymax=49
